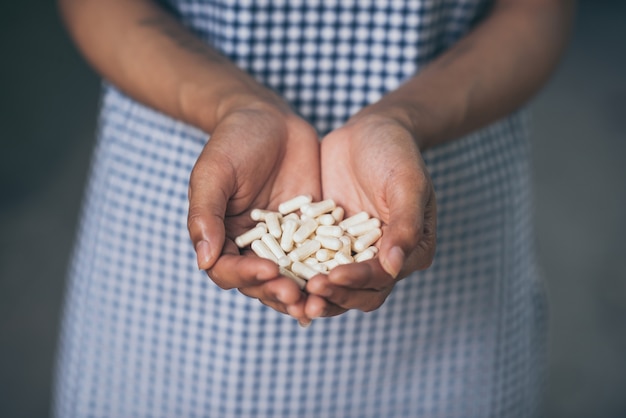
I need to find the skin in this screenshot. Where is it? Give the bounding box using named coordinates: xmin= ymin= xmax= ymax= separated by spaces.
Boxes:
xmin=59 ymin=0 xmax=575 ymax=324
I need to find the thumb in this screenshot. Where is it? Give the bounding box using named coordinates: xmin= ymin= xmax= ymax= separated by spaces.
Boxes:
xmin=187 ymin=155 xmax=235 ymax=270
xmin=379 ymin=172 xmax=431 ymax=279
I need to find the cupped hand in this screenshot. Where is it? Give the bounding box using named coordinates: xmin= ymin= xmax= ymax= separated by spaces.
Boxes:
xmin=305 ymin=114 xmax=437 ymax=318
xmin=188 ymin=100 xmax=321 ymax=322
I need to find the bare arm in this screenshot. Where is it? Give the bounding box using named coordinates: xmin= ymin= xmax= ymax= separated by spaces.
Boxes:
xmin=58 ymin=0 xmax=282 ymax=133
xmin=59 ymin=0 xmax=322 ymax=323
xmin=360 ymin=0 xmax=576 ymax=149
xmin=306 ymin=0 xmax=576 ymax=317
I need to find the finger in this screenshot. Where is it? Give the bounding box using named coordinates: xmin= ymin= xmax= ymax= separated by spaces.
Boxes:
xmin=308 ymin=270 xmax=393 ymax=312
xmin=411 ymin=188 xmax=437 ymax=271
xmin=303 ymin=294 xmax=348 ymax=319
xmin=325 ymin=258 xmax=393 ymax=289
xmin=237 ymin=276 xmax=305 ymax=307
xmin=238 ymin=278 xmax=309 ymax=322
xmin=188 ymin=149 xmax=236 ymax=270
xmin=206 ymin=240 xmax=280 ymax=289
xmin=378 ymin=168 xmax=431 ymax=278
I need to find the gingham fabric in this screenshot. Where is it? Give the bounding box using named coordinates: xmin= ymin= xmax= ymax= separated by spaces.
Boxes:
xmin=53 ymin=1 xmax=547 ymax=417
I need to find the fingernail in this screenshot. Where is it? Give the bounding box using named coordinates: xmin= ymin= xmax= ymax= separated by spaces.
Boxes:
xmin=298 ymin=319 xmax=312 ymax=328
xmin=382 ymin=246 xmax=404 ymax=279
xmin=196 ymin=240 xmax=211 ymax=270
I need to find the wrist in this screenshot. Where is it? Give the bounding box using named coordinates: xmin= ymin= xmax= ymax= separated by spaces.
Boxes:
xmin=349 ymin=100 xmax=428 ymax=150
xmin=180 ymin=76 xmax=291 ymax=134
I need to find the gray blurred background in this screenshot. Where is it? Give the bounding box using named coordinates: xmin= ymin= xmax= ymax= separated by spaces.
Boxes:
xmin=1 ymin=1 xmax=624 ymax=417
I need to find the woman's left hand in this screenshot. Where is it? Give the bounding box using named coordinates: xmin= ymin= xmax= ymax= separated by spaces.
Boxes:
xmin=305 ymin=113 xmax=437 ymax=318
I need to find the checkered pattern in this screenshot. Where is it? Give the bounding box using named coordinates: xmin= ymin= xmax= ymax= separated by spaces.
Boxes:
xmin=53 ymin=1 xmax=546 ymax=417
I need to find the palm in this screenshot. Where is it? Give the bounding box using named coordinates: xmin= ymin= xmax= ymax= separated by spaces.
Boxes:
xmin=303 ymin=117 xmax=436 ymax=318
xmin=320 ymin=123 xmax=405 ymax=223
xmin=205 ymin=110 xmax=322 ymax=241
xmin=189 ymin=107 xmax=322 ymax=321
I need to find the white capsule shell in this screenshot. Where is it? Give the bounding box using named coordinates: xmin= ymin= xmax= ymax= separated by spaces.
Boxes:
xmin=261 ymin=233 xmax=287 ymax=260
xmin=315 ymin=249 xmax=335 ymax=262
xmin=280 ymin=219 xmax=298 ymax=252
xmin=278 ymin=194 xmax=312 ymax=214
xmin=354 ymin=247 xmax=376 ymax=262
xmin=354 ymin=228 xmax=382 ymax=252
xmin=283 ymin=213 xmax=300 ymax=222
xmin=303 ymin=257 xmax=319 ymax=266
xmin=316 ymin=225 xmax=343 ymax=237
xmin=250 ymin=208 xmax=272 ymax=221
xmin=251 ymin=239 xmax=278 ymax=263
xmin=265 ymin=212 xmax=282 ymax=239
xmin=338 ymin=211 xmax=370 ymax=230
xmin=334 ymin=251 xmax=354 ymax=265
xmin=347 ymin=218 xmax=381 ymax=236
xmin=288 ymin=239 xmax=321 ymax=262
xmin=310 ymin=263 xmax=328 ymax=273
xmin=235 ymin=225 xmax=267 ymax=248
xmin=293 ymin=218 xmax=318 ymax=243
xmin=331 ymin=206 xmax=345 ymax=223
xmin=321 ymin=259 xmax=339 ymax=270
xmin=339 ymin=236 xmax=352 ymax=256
xmin=301 ymin=199 xmax=336 ymax=218
xmin=317 ymin=214 xmax=336 ymax=226
xmin=315 ymin=234 xmax=343 ymax=251
xmin=280 ymin=267 xmax=307 ymax=289
xmin=291 ymin=261 xmax=320 ymax=280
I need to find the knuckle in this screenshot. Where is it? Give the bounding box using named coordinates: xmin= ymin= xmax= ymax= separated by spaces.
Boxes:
xmin=186 ymin=210 xmax=205 ymax=233
xmin=361 ymin=297 xmax=383 ymax=313
xmin=207 ymin=270 xmax=235 ymax=290
xmin=333 ymin=291 xmax=351 ymax=309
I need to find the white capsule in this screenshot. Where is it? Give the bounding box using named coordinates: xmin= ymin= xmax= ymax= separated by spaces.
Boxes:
xmin=301 ymin=199 xmax=336 ymax=218
xmin=293 ymin=218 xmax=318 ymax=243
xmin=338 ymin=211 xmax=370 ymax=230
xmin=331 ymin=206 xmax=345 ymax=223
xmin=354 ymin=247 xmax=376 ymax=262
xmin=315 ymin=249 xmax=335 ymax=262
xmin=279 ymin=267 xmax=306 ymax=289
xmin=291 ymin=261 xmax=321 ymax=280
xmin=288 ymin=239 xmax=321 ymax=262
xmin=315 ymin=234 xmax=343 ymax=251
xmin=280 ymin=219 xmax=298 ymax=252
xmin=315 ymin=225 xmax=343 ymax=237
xmin=250 ymin=208 xmax=273 ymax=221
xmin=265 ymin=212 xmax=282 ymax=239
xmin=347 ymin=218 xmax=382 ymax=236
xmin=277 ymin=256 xmax=292 ymax=268
xmin=303 ymin=257 xmax=319 ymax=266
xmin=261 ymin=233 xmax=287 ymax=260
xmin=251 ymin=239 xmax=278 ymax=263
xmin=235 ymin=225 xmax=267 ymax=248
xmin=299 ymin=213 xmax=314 ymax=222
xmin=317 ymin=214 xmax=336 ymax=226
xmin=278 ymin=194 xmax=313 ymax=214
xmin=283 ymin=213 xmax=300 ymax=222
xmin=334 ymin=251 xmax=354 ymax=265
xmin=311 ymin=263 xmax=328 ymax=273
xmin=339 ymin=236 xmax=352 ymax=256
xmin=354 ymin=228 xmax=382 ymax=252
xmin=321 ymin=259 xmax=339 ymax=270
xmin=368 ymin=246 xmax=379 ymax=254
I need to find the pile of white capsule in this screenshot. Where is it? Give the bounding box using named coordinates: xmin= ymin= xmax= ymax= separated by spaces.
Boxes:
xmin=234 ymin=195 xmax=383 ymax=288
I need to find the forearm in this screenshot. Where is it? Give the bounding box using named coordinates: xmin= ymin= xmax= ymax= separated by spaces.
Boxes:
xmin=361 ymin=0 xmax=576 ymax=149
xmin=58 ymin=0 xmax=281 ymax=133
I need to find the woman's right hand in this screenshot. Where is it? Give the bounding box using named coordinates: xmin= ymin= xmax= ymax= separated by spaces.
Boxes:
xmin=188 ymin=97 xmax=321 ymax=322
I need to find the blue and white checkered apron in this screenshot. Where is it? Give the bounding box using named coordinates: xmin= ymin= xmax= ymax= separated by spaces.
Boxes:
xmin=53 ymin=1 xmax=547 ymax=417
